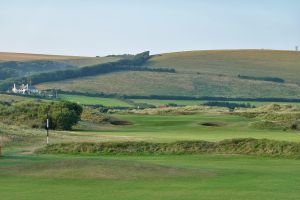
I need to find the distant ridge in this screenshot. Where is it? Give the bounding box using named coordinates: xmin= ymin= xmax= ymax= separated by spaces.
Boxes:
xmin=0 ymin=52 xmax=87 ymax=61
xmin=1 ymin=49 xmax=300 ymax=99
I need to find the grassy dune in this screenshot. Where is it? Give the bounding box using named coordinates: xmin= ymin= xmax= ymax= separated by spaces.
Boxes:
xmin=38 ymin=138 xmax=300 ymax=158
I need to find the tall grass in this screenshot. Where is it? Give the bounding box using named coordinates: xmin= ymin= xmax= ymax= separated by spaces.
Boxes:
xmin=37 ymin=138 xmax=300 ymax=157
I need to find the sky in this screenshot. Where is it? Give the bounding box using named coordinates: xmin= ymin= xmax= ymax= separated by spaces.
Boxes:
xmin=0 ymin=0 xmax=299 ymax=56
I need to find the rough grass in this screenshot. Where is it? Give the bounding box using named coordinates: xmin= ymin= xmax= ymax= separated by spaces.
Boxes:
xmin=147 ymin=49 xmax=300 ymax=84
xmin=113 ymin=105 xmax=228 ymax=115
xmin=4 ymin=50 xmax=300 ymax=99
xmin=0 ymin=52 xmax=120 ymax=65
xmin=0 ymin=94 xmax=33 ymax=102
xmin=34 ymin=50 xmax=300 ymax=98
xmin=0 ymin=52 xmax=85 ymax=61
xmin=36 ymin=138 xmax=300 ymax=158
xmin=235 ymin=104 xmax=300 ymax=130
xmin=36 ymin=71 xmax=300 ymax=98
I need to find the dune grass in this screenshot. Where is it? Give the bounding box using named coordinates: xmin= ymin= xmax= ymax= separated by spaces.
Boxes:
xmin=37 ymin=138 xmax=300 ymax=158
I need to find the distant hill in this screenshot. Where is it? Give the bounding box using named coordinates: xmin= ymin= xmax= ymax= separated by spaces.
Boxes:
xmin=2 ymin=50 xmax=300 ymax=99
xmin=0 ymin=52 xmax=122 ymax=80
xmin=146 ymin=50 xmax=300 ymax=84
xmin=0 ymin=52 xmax=84 ymax=61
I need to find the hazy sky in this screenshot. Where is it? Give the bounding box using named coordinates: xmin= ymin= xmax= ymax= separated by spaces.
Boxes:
xmin=0 ymin=0 xmax=299 ymax=56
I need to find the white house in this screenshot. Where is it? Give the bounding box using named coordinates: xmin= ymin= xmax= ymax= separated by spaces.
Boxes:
xmin=12 ymin=83 xmax=40 ymax=94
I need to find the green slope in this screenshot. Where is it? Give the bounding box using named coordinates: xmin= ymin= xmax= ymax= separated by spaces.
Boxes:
xmin=146 ymin=49 xmax=300 ymax=84
xmin=37 ymin=71 xmax=300 ymax=98
xmin=31 ymin=50 xmax=300 ymax=98
xmin=0 ymin=52 xmax=122 ymax=80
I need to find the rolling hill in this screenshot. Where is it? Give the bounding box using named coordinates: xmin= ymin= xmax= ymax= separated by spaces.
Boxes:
xmin=0 ymin=52 xmax=84 ymax=61
xmin=146 ymin=50 xmax=300 ymax=84
xmin=34 ymin=49 xmax=300 ymax=99
xmin=0 ymin=52 xmax=122 ymax=80
xmin=1 ymin=50 xmax=300 ymax=99
xmin=36 ymin=71 xmax=300 ymax=98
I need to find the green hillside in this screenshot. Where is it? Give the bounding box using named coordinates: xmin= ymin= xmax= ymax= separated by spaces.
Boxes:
xmin=0 ymin=52 xmax=122 ymax=80
xmin=36 ymin=49 xmax=300 ymax=99
xmin=146 ymin=50 xmax=300 ymax=84
xmin=4 ymin=50 xmax=300 ymax=99
xmin=37 ymin=71 xmax=300 ymax=98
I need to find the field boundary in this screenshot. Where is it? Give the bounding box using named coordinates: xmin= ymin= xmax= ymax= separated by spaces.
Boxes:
xmin=55 ymin=90 xmax=300 ymax=103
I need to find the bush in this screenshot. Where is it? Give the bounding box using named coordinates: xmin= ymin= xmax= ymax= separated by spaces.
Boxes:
xmin=38 ymin=101 xmax=83 ymax=130
xmin=202 ymin=101 xmax=254 ymax=109
xmin=0 ymin=100 xmax=82 ymax=130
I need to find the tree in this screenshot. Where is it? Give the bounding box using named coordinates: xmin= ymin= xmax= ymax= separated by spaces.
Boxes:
xmin=38 ymin=101 xmax=83 ymax=130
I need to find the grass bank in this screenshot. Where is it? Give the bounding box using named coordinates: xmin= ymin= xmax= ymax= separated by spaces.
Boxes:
xmin=37 ymin=138 xmax=300 ymax=158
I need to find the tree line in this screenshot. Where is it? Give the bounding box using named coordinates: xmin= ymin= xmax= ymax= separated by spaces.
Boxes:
xmin=202 ymin=101 xmax=255 ymax=109
xmin=237 ymin=75 xmax=285 ymax=83
xmin=56 ymin=90 xmax=300 ymax=103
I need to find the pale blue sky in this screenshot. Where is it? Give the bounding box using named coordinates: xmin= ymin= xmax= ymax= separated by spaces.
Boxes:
xmin=0 ymin=0 xmax=299 ymax=56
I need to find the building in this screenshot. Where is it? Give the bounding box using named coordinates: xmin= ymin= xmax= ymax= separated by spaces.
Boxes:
xmin=12 ymin=83 xmax=40 ymax=94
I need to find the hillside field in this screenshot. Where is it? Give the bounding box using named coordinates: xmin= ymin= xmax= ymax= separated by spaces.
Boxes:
xmin=59 ymin=94 xmax=132 ymax=107
xmin=37 ymin=71 xmax=300 ymax=98
xmin=0 ymin=52 xmax=121 ymax=67
xmin=147 ymin=50 xmax=300 ymax=84
xmin=35 ymin=50 xmax=300 ymax=99
xmin=0 ymin=52 xmax=122 ymax=81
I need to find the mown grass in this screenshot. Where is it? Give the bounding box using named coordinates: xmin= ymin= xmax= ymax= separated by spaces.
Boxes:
xmin=1 ymin=154 xmax=300 ymax=200
xmin=68 ymin=112 xmax=300 ymax=143
xmin=59 ymin=94 xmax=131 ymax=107
xmin=2 ymin=104 xmax=300 ymax=200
